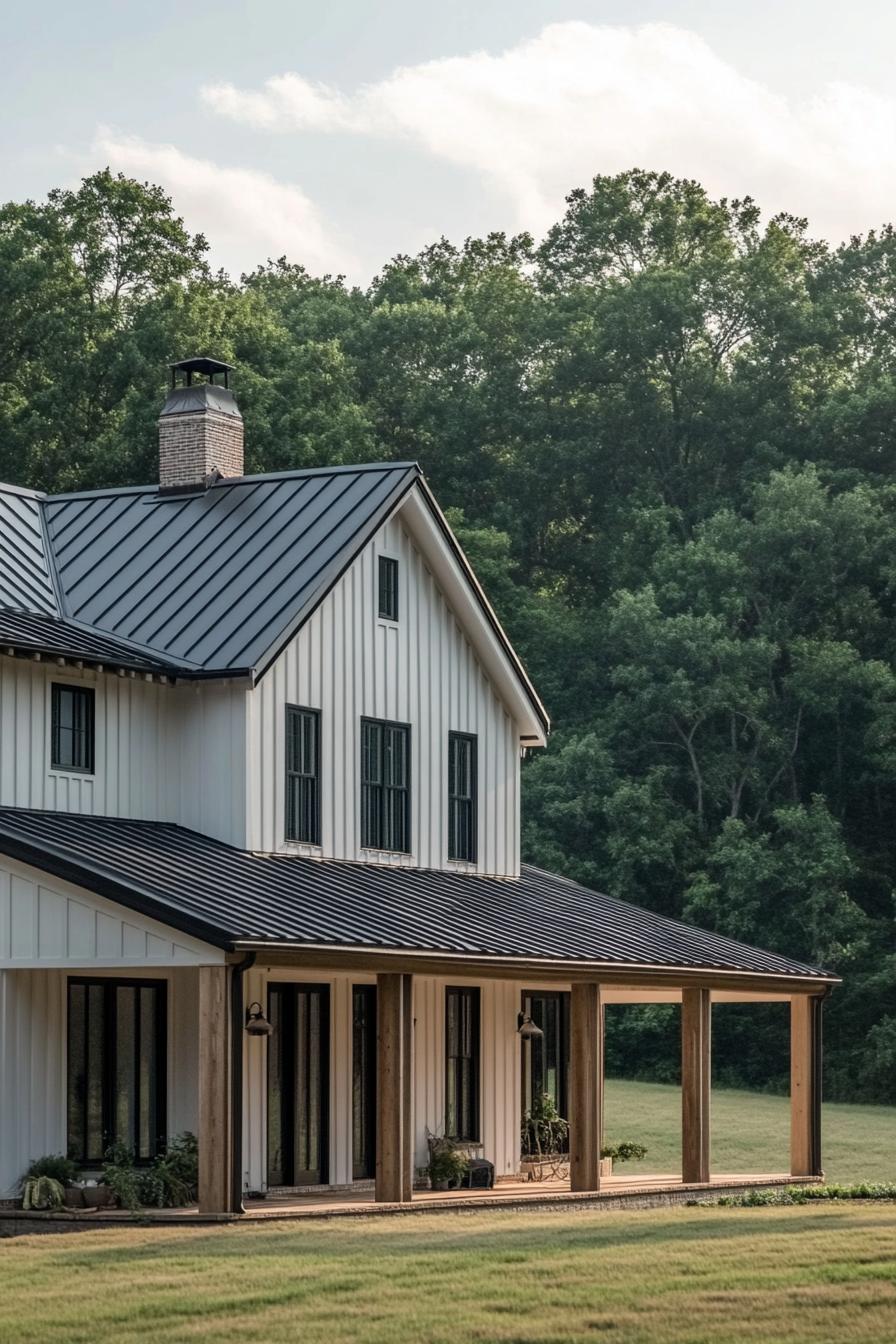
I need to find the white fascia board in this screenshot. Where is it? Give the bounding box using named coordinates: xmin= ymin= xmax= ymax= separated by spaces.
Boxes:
xmin=396 ymin=482 xmax=549 ymax=746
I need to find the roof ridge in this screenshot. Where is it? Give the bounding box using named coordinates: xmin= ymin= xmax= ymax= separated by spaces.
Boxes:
xmin=44 ymin=461 xmax=421 ymax=502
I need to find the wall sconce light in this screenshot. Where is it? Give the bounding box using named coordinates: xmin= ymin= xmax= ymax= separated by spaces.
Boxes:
xmin=245 ymin=1001 xmax=273 ymax=1037
xmin=517 ymin=1012 xmax=544 ymax=1040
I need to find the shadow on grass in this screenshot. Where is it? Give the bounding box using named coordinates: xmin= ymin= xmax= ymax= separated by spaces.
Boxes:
xmin=15 ymin=1205 xmax=885 ymax=1272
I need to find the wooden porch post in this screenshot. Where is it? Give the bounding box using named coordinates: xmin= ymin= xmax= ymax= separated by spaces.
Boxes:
xmin=791 ymin=994 xmax=823 ymax=1178
xmin=198 ymin=964 xmax=232 ymax=1214
xmin=569 ymin=982 xmax=602 ymax=1192
xmin=376 ymin=972 xmax=413 ymax=1202
xmin=681 ymin=987 xmax=711 ymax=1184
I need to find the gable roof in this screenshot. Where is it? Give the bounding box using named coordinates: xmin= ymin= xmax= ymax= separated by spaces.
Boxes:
xmin=0 ymin=807 xmax=835 ymax=986
xmin=0 ymin=467 xmax=549 ymax=734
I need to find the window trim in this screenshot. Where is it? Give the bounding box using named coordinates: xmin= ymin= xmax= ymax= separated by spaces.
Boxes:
xmin=447 ymin=731 xmax=478 ymax=863
xmin=444 ymin=985 xmax=481 ymax=1142
xmin=377 ymin=554 xmax=399 ymax=622
xmin=360 ymin=716 xmax=412 ymax=854
xmin=285 ymin=704 xmax=322 ymax=845
xmin=50 ymin=682 xmax=96 ymax=775
xmin=66 ymin=976 xmax=167 ymax=1167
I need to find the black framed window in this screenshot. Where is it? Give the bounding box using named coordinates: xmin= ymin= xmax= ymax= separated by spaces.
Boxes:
xmin=378 ymin=555 xmax=399 ymax=621
xmin=352 ymin=985 xmax=377 ymax=1180
xmin=51 ymin=684 xmax=95 ymax=773
xmin=448 ymin=732 xmax=477 ymax=862
xmin=361 ymin=717 xmax=411 ymax=852
xmin=445 ymin=986 xmax=480 ymax=1141
xmin=286 ymin=705 xmax=321 ymax=843
xmin=67 ymin=978 xmax=166 ymax=1165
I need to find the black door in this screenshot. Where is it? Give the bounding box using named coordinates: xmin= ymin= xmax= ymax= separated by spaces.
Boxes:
xmin=352 ymin=985 xmax=377 ymax=1179
xmin=267 ymin=983 xmax=330 ymax=1186
xmin=521 ymin=990 xmax=570 ymax=1120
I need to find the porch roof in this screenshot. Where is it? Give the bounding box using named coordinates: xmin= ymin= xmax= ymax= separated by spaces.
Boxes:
xmin=0 ymin=807 xmax=835 ymax=985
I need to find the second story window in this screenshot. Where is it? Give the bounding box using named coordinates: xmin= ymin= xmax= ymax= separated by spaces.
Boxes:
xmin=51 ymin=683 xmax=95 ymax=774
xmin=378 ymin=556 xmax=399 ymax=621
xmin=286 ymin=706 xmax=321 ymax=844
xmin=448 ymin=732 xmax=477 ymax=862
xmin=361 ymin=718 xmax=410 ymax=852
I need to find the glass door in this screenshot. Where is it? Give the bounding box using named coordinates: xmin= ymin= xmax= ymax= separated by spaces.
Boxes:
xmin=267 ymin=983 xmax=330 ymax=1186
xmin=521 ymin=990 xmax=570 ymax=1120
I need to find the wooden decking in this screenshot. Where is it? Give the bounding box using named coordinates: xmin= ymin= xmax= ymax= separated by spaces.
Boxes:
xmin=1 ymin=1172 xmax=817 ymax=1234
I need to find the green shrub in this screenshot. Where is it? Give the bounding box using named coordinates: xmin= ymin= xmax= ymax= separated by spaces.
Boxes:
xmin=522 ymin=1092 xmax=569 ymax=1159
xmin=601 ymin=1142 xmax=648 ymax=1164
xmin=713 ymin=1182 xmax=896 ymax=1208
xmin=23 ymin=1154 xmax=78 ymax=1185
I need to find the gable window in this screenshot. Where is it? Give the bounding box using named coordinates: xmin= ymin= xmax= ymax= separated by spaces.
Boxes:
xmin=361 ymin=717 xmax=410 ymax=852
xmin=286 ymin=706 xmax=321 ymax=844
xmin=67 ymin=978 xmax=166 ymax=1165
xmin=445 ymin=986 xmax=480 ymax=1140
xmin=378 ymin=555 xmax=399 ymax=621
xmin=448 ymin=732 xmax=477 ymax=862
xmin=51 ymin=683 xmax=95 ymax=774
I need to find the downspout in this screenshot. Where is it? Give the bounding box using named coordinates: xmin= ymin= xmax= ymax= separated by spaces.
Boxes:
xmin=230 ymin=951 xmax=256 ymax=1213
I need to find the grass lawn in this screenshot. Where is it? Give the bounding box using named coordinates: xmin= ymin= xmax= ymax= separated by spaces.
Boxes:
xmin=2 ymin=1203 xmax=895 ymax=1343
xmin=603 ymin=1078 xmax=896 ymax=1184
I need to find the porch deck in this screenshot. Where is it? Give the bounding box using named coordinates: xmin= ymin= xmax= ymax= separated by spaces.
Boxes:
xmin=1 ymin=1172 xmax=814 ymax=1233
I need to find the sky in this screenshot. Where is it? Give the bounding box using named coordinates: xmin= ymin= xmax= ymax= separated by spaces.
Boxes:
xmin=3 ymin=0 xmax=895 ymax=284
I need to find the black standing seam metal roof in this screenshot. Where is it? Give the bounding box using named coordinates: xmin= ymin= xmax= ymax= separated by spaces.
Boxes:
xmin=42 ymin=463 xmax=419 ymax=674
xmin=0 ymin=808 xmax=835 ymax=983
xmin=0 ymin=463 xmax=550 ymax=732
xmin=0 ymin=488 xmax=58 ymax=616
xmin=0 ymin=609 xmax=177 ymax=674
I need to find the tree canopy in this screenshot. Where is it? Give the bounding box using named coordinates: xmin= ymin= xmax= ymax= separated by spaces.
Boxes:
xmin=2 ymin=167 xmax=895 ymax=1099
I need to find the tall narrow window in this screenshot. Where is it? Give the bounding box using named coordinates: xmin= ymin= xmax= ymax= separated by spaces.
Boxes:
xmin=378 ymin=555 xmax=399 ymax=621
xmin=361 ymin=717 xmax=411 ymax=852
xmin=445 ymin=986 xmax=480 ymax=1140
xmin=286 ymin=706 xmax=321 ymax=843
xmin=51 ymin=684 xmax=95 ymax=773
xmin=67 ymin=978 xmax=166 ymax=1164
xmin=448 ymin=732 xmax=477 ymax=862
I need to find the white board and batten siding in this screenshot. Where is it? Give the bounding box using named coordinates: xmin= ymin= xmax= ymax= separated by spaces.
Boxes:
xmin=0 ymin=657 xmax=248 ymax=846
xmin=247 ymin=510 xmax=522 ymax=875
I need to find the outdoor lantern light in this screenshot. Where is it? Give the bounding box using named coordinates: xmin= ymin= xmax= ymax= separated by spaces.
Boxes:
xmin=245 ymin=1002 xmax=273 ymax=1037
xmin=517 ymin=1012 xmax=544 ymax=1040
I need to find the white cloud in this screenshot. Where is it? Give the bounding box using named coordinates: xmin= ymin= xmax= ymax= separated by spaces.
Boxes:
xmin=201 ymin=21 xmax=896 ymax=243
xmin=92 ymin=128 xmax=358 ymax=279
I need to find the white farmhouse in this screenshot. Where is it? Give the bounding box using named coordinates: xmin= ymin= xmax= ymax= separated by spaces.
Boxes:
xmin=0 ymin=359 xmax=836 ymax=1213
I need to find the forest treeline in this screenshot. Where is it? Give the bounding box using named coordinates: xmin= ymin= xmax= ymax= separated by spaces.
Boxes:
xmin=2 ymin=168 xmax=895 ymax=1101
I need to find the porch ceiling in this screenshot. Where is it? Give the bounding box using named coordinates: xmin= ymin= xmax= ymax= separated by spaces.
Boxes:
xmin=0 ymin=807 xmax=836 ymax=992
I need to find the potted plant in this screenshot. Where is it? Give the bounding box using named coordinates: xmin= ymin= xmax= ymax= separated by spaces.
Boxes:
xmin=20 ymin=1155 xmax=78 ymax=1211
xmin=425 ymin=1131 xmax=470 ymax=1191
xmin=600 ymin=1141 xmax=648 ymax=1176
xmin=521 ymin=1092 xmax=569 ymax=1180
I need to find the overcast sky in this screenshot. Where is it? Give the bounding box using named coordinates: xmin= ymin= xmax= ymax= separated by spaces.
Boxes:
xmin=4 ymin=1 xmax=895 ymax=283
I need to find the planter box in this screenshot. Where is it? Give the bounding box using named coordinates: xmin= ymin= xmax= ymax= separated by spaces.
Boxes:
xmin=81 ymin=1186 xmax=116 ymax=1210
xmin=63 ymin=1186 xmax=85 ymax=1209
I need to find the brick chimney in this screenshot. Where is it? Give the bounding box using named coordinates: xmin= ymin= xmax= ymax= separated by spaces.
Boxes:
xmin=158 ymin=357 xmax=244 ymax=492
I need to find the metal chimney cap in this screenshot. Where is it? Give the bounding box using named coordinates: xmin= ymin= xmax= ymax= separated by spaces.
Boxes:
xmin=169 ymin=356 xmax=235 ymax=390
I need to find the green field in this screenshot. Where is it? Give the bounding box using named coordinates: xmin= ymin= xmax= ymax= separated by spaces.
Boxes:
xmin=2 ymin=1203 xmax=895 ymax=1343
xmin=602 ymin=1079 xmax=896 ymax=1183
xmin=2 ymin=1083 xmax=893 ymax=1343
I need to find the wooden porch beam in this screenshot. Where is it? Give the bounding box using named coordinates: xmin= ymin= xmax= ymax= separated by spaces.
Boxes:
xmin=681 ymin=987 xmax=711 ymax=1184
xmin=198 ymin=964 xmax=233 ymax=1214
xmin=375 ymin=972 xmax=413 ymax=1203
xmin=569 ymin=982 xmax=602 ymax=1192
xmin=791 ymin=994 xmax=823 ymax=1178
